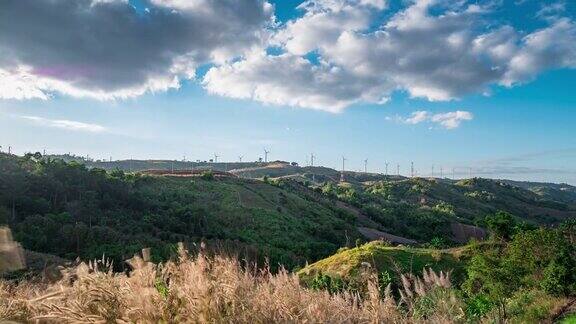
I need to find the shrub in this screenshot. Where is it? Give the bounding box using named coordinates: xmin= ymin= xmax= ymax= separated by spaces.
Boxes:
xmin=201 ymin=170 xmax=214 ymax=180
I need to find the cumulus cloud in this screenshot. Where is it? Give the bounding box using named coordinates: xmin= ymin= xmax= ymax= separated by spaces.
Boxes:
xmin=393 ymin=110 xmax=473 ymax=129
xmin=19 ymin=116 xmax=108 ymax=133
xmin=0 ymin=0 xmax=272 ymax=100
xmin=1 ymin=0 xmax=575 ymax=112
xmin=203 ymin=0 xmax=576 ymax=111
xmin=203 ymin=52 xmax=391 ymax=112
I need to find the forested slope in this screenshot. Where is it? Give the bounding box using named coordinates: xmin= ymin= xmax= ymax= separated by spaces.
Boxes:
xmin=0 ymin=153 xmax=359 ymax=269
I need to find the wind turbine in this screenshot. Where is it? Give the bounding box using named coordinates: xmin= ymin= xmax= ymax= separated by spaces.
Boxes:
xmin=214 ymin=153 xmax=219 ymax=163
xmin=397 ymin=163 xmax=400 ymax=176
xmin=310 ymin=153 xmax=315 ymax=167
xmin=238 ymin=155 xmax=244 ymax=162
xmin=410 ymin=162 xmax=414 ymax=178
xmin=363 ymin=159 xmax=368 ymax=173
xmin=340 ymin=156 xmax=347 ymax=182
xmin=385 ymin=162 xmax=389 ymax=176
xmin=263 ymin=148 xmax=270 ymax=163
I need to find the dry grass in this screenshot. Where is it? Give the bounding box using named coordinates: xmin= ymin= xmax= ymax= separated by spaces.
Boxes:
xmin=0 ymin=248 xmax=463 ymax=323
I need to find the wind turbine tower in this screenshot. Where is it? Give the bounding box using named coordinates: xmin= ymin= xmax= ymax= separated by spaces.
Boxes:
xmin=214 ymin=153 xmax=219 ymax=163
xmin=410 ymin=162 xmax=414 ymax=178
xmin=310 ymin=153 xmax=316 ymax=182
xmin=340 ymin=156 xmax=347 ymax=182
xmin=385 ymin=162 xmax=389 ymax=175
xmin=397 ymin=163 xmax=400 ymax=176
xmin=263 ymin=148 xmax=270 ymax=163
xmin=440 ymin=167 xmax=443 ymax=178
xmin=363 ymin=159 xmax=368 ymax=173
xmin=238 ymin=155 xmax=243 ymax=162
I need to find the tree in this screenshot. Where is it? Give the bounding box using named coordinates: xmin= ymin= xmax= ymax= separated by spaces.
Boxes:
xmin=462 ymin=244 xmax=520 ymax=319
xmin=484 ymin=211 xmax=516 ymax=240
xmin=506 ymin=228 xmax=575 ymax=295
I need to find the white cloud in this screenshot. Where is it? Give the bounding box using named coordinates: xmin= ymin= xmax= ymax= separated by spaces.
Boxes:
xmin=394 ymin=110 xmax=473 ymax=129
xmin=0 ymin=67 xmax=50 ymax=100
xmin=502 ymin=18 xmax=576 ymax=86
xmin=1 ymin=0 xmax=575 ymax=111
xmin=203 ymin=51 xmax=391 ymax=112
xmin=19 ymin=115 xmax=108 ymax=133
xmin=430 ymin=111 xmax=474 ymax=129
xmin=0 ymin=0 xmax=272 ymax=100
xmin=204 ymin=0 xmax=576 ymax=111
xmin=405 ymin=111 xmax=430 ymax=124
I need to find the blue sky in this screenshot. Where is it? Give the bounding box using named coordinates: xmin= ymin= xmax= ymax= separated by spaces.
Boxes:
xmin=0 ymin=0 xmax=575 ymax=184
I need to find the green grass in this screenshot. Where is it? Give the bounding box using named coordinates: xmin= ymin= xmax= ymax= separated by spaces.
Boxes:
xmin=561 ymin=314 xmax=576 ymax=324
xmin=299 ymin=241 xmax=467 ymax=284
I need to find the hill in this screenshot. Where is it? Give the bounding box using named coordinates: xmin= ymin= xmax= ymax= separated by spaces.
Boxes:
xmin=0 ymin=153 xmax=362 ymax=270
xmin=298 ymin=241 xmax=469 ymax=285
xmin=2 ymin=152 xmax=575 ymax=270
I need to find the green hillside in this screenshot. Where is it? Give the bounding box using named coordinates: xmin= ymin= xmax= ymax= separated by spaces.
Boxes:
xmin=299 ymin=241 xmax=468 ymax=284
xmin=2 ymin=152 xmax=575 ymax=271
xmin=0 ymin=153 xmax=360 ymax=270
